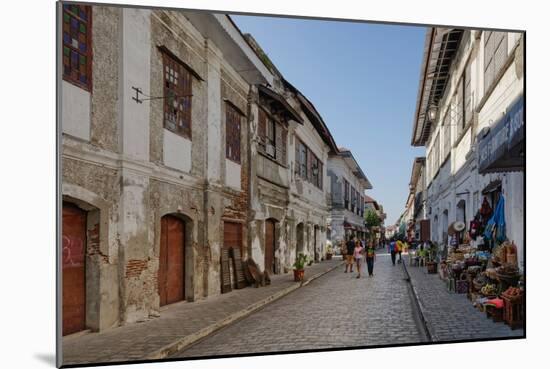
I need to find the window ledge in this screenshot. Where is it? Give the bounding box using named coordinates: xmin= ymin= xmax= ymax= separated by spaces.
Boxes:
xmin=257 ymin=150 xmax=287 ymax=168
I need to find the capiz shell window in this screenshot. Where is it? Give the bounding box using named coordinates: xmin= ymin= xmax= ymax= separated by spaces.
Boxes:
xmin=62 ymin=4 xmax=92 ymax=91
xmin=162 ymin=50 xmax=192 ymax=139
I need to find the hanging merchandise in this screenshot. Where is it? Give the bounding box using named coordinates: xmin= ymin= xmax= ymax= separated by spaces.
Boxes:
xmin=469 ymin=218 xmax=481 ymax=239
xmin=483 ymin=195 xmax=506 ymax=243
xmin=480 ymin=197 xmax=492 ymax=224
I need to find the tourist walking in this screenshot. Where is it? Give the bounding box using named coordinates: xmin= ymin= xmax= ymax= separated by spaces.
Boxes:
xmin=345 ymin=236 xmax=355 ymax=273
xmin=365 ymin=240 xmax=376 ymax=276
xmin=388 ymin=239 xmax=397 ymax=266
xmin=353 ymin=240 xmax=364 ymax=278
xmin=396 ymin=239 xmax=403 ymax=263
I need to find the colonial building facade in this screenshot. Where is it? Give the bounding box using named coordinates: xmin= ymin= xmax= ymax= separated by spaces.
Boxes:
xmin=60 ymin=5 xmax=272 ymax=335
xmin=411 ymin=28 xmax=524 ymax=268
xmin=60 ymin=4 xmax=374 ymax=338
xmin=327 ymin=149 xmax=372 ymax=243
xmin=246 ymin=35 xmax=339 ymax=274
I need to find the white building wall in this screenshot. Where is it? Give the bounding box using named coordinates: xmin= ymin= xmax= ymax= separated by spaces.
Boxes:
xmin=422 ymin=30 xmax=524 ymax=269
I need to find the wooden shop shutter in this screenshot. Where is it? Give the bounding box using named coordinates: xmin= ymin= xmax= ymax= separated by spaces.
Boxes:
xmin=231 ymin=248 xmax=247 ymax=289
xmin=221 ymin=248 xmax=232 ymax=293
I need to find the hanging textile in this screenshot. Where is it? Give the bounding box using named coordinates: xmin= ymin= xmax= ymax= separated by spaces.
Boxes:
xmin=483 ymin=195 xmax=506 ymax=243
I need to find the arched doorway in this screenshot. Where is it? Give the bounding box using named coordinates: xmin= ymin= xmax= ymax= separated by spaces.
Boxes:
xmin=265 ymin=219 xmax=277 ymax=274
xmin=296 ymin=222 xmax=304 ymax=260
xmin=159 ymin=215 xmax=185 ymax=306
xmin=62 ymin=202 xmax=87 ymax=336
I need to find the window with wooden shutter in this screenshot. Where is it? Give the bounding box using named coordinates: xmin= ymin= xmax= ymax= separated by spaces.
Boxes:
xmin=344 ymin=180 xmax=350 ymax=209
xmin=266 ymin=118 xmax=276 ymax=159
xmin=258 ymin=109 xmax=267 ymax=150
xmin=225 ymin=103 xmax=241 ymax=163
xmin=295 ymin=140 xmax=300 ymax=176
xmin=62 ymin=4 xmax=92 ymax=91
xmin=433 ymin=133 xmax=440 ymax=174
xmin=275 ymin=124 xmax=283 ymax=162
xmin=464 ymin=62 xmax=473 ymax=125
xmin=443 ymin=108 xmax=451 ymax=159
xmin=299 ymin=140 xmax=308 ymax=179
xmin=318 ymin=162 xmax=323 ymax=190
xmin=306 ymin=148 xmax=313 ymax=182
xmin=455 ymin=76 xmax=464 ymax=136
xmin=162 ymin=50 xmax=192 ymax=139
xmin=484 ymin=31 xmax=508 ymax=95
xmin=280 ymin=127 xmax=287 ymax=166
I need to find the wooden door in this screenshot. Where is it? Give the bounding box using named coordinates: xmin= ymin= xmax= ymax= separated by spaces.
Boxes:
xmin=62 ymin=202 xmax=87 ymax=336
xmin=159 ymin=215 xmax=185 ymax=307
xmin=223 ymin=221 xmax=242 ymax=253
xmin=265 ymin=220 xmax=275 ymax=273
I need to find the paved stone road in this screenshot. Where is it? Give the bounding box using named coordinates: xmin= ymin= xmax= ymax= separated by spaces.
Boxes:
xmin=172 ymin=252 xmax=425 ymax=358
xmin=405 ymin=255 xmax=524 ymax=341
xmin=62 ymin=259 xmax=342 ymax=365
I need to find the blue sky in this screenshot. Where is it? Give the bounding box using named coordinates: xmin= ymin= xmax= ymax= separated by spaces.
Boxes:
xmin=232 ymin=15 xmax=426 ymax=225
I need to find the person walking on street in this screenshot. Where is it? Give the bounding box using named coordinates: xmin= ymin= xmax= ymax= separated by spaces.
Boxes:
xmin=353 ymin=240 xmax=364 ymax=278
xmin=396 ymin=239 xmax=403 ymax=263
xmin=389 ymin=239 xmax=397 ymax=266
xmin=345 ymin=236 xmax=355 ymax=273
xmin=365 ymin=240 xmax=376 ymax=276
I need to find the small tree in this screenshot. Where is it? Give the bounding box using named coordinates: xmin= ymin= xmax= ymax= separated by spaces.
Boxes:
xmin=365 ymin=209 xmax=381 ymax=229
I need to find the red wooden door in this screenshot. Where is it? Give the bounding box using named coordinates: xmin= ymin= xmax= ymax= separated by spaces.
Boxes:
xmin=159 ymin=215 xmax=185 ymax=306
xmin=223 ymin=222 xmax=242 ymax=253
xmin=265 ymin=220 xmax=275 ymax=273
xmin=62 ymin=202 xmax=87 ymax=336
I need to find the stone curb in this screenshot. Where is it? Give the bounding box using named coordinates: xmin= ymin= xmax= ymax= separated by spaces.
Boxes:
xmin=147 ymin=261 xmax=344 ymax=360
xmin=401 ymin=257 xmax=435 ymax=342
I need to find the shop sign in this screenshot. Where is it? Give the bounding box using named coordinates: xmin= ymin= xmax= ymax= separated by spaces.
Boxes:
xmin=478 ymin=95 xmax=525 ymax=174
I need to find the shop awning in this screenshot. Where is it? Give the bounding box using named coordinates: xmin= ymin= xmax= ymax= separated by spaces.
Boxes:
xmin=477 ymin=95 xmax=525 ymax=174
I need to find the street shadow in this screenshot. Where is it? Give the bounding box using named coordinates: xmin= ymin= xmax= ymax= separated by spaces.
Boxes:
xmin=34 ymin=353 xmax=56 ymax=366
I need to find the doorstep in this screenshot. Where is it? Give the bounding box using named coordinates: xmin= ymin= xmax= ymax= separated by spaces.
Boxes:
xmin=61 ymin=258 xmax=344 ymax=366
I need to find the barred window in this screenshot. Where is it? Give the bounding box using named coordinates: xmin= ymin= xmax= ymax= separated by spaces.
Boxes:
xmin=484 ymin=31 xmax=508 ymax=95
xmin=225 ymin=103 xmax=242 ymax=163
xmin=62 ymin=4 xmax=92 ymax=90
xmin=162 ymin=50 xmax=192 ymax=139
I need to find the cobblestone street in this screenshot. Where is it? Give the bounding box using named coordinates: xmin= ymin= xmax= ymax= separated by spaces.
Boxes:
xmin=172 ymin=252 xmax=425 ymax=358
xmin=404 ymin=254 xmax=524 ymax=342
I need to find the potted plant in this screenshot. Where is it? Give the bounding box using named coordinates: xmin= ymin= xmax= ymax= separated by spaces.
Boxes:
xmin=293 ymin=253 xmax=308 ymax=282
xmin=326 ymin=244 xmax=334 ymax=260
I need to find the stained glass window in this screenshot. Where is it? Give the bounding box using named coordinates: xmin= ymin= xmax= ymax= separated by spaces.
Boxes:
xmin=62 ymin=4 xmax=92 ymax=90
xmin=162 ymin=51 xmax=192 ymax=139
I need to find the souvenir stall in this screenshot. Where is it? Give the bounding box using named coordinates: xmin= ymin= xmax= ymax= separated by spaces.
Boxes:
xmin=436 ymin=195 xmax=524 ymax=329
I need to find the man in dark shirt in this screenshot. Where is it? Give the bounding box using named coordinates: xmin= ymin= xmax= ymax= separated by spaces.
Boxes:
xmin=345 ymin=236 xmax=356 ymax=273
